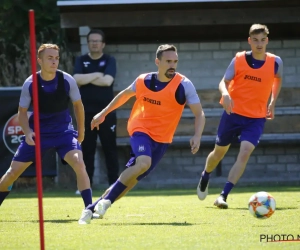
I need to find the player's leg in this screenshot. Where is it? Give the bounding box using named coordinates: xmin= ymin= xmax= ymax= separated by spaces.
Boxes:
xmin=215 ymin=117 xmax=265 ymax=209
xmin=197 ymin=144 xmax=230 ymax=201
xmin=214 ymin=141 xmax=255 ymax=209
xmin=0 ymin=161 xmax=32 ymax=205
xmin=0 ymin=138 xmax=35 ymax=205
xmin=98 ymin=177 xmax=138 ymax=203
xmin=197 ymin=111 xmax=238 ymax=200
xmin=100 ymin=132 xmax=153 ymax=204
xmin=80 ymin=112 xmax=98 ymax=187
xmin=79 ymin=154 xmax=149 ymax=224
xmin=57 ymin=133 xmax=92 ymax=208
xmin=114 ymin=179 xmax=138 ymax=202
xmin=113 ymin=140 xmax=169 ymax=203
xmin=101 ymin=131 xmax=170 ymax=203
xmin=79 ymin=132 xmax=167 ymax=223
xmin=111 ymin=141 xmax=169 ymax=200
xmin=64 ymin=150 xmax=91 ymax=191
xmin=79 ymin=173 xmax=140 ymax=224
xmin=98 ymin=112 xmax=120 ymax=186
xmin=85 ymin=155 xmax=151 ymax=221
xmin=92 ymin=140 xmax=169 ymax=217
xmin=228 ymin=141 xmax=255 ymax=184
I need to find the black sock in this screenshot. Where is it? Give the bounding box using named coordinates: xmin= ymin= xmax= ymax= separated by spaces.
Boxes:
xmin=220 ymin=181 xmax=234 ymax=200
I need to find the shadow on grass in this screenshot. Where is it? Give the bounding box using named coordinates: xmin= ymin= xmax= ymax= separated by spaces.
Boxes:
xmin=99 ymin=222 xmax=205 ymax=226
xmin=252 ymin=225 xmax=274 ymax=227
xmin=0 ymin=219 xmax=77 ymax=223
xmin=203 ymin=206 xmax=248 ymax=210
xmin=126 ymin=187 xmax=300 ymax=197
xmin=275 ymin=207 xmax=299 ymax=210
xmin=7 ymin=186 xmax=300 ymax=199
xmin=205 ymin=206 xmax=298 ymax=211
xmin=0 ymin=220 xmax=205 ymax=226
xmin=44 ymin=219 xmax=77 ymax=223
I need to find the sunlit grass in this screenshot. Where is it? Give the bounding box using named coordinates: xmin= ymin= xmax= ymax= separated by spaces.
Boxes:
xmin=0 ymin=187 xmax=299 ymax=250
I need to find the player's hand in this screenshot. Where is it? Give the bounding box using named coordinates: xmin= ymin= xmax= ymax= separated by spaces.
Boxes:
xmin=77 ymin=132 xmax=84 ymax=144
xmin=222 ymin=94 xmax=234 ymax=115
xmin=190 ymin=135 xmax=201 ymax=154
xmin=91 ymin=112 xmax=106 ymax=130
xmin=25 ymin=131 xmax=35 ymax=146
xmin=267 ymin=102 xmax=275 ymax=120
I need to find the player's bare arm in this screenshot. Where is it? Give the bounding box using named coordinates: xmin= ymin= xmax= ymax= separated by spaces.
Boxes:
xmin=18 ymin=106 xmax=35 ymax=145
xmin=219 ymin=77 xmax=234 ymax=114
xmin=90 ymin=73 xmax=114 ymax=87
xmin=91 ymin=85 xmax=136 ymax=130
xmin=267 ymin=77 xmax=282 ymax=120
xmin=188 ymin=102 xmax=206 ymax=154
xmin=73 ymin=99 xmax=85 ymax=143
xmin=73 ymin=72 xmax=100 ymax=86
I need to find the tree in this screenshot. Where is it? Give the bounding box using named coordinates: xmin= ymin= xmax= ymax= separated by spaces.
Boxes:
xmin=0 ymin=0 xmax=62 ymax=48
xmin=0 ymin=0 xmax=70 ymax=86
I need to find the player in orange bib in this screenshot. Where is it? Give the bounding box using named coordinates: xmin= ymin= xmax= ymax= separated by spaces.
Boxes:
xmin=78 ymin=44 xmax=206 ymax=224
xmin=196 ymin=24 xmax=283 ymax=208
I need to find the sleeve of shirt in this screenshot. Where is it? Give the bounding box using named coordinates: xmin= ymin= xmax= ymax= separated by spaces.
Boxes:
xmin=104 ymin=56 xmax=117 ymax=78
xmin=224 ymin=57 xmax=236 ymax=81
xmin=19 ymin=76 xmax=32 ymax=108
xmin=64 ymin=72 xmax=81 ymax=102
xmin=182 ymin=77 xmax=200 ymax=105
xmin=275 ymin=56 xmax=283 ymax=78
xmin=73 ymin=56 xmax=83 ymax=75
xmin=129 ymin=78 xmax=137 ymax=92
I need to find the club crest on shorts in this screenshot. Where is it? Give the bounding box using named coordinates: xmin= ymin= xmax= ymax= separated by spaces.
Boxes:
xmin=138 ymin=145 xmax=145 ymax=152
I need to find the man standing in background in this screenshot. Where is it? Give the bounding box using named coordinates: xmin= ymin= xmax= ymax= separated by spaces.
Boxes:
xmin=73 ymin=29 xmax=119 ymax=192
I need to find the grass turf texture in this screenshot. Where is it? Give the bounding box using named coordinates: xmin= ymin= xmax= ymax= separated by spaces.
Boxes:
xmin=0 ymin=187 xmax=299 ymax=250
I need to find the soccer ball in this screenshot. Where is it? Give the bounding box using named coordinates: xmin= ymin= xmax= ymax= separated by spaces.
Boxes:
xmin=248 ymin=191 xmax=276 ymax=219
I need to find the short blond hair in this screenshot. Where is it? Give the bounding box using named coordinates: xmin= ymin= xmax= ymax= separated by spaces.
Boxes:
xmin=38 ymin=44 xmax=60 ymax=58
xmin=249 ymin=24 xmax=269 ymax=36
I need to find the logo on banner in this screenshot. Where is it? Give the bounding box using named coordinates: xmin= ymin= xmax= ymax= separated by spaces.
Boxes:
xmin=2 ymin=112 xmax=31 ymax=154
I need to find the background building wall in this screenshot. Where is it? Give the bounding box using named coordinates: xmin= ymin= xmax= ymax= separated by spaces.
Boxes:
xmin=79 ymin=26 xmax=300 ymax=91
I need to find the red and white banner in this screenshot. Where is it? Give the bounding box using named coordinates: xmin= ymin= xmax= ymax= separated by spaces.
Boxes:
xmin=0 ymin=87 xmax=57 ymax=177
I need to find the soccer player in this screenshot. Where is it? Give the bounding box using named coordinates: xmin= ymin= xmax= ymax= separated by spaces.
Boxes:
xmin=196 ymin=24 xmax=283 ymax=208
xmin=0 ymin=44 xmax=93 ymax=209
xmin=78 ymin=44 xmax=206 ymax=224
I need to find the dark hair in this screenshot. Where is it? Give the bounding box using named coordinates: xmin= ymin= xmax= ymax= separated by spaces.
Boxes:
xmin=249 ymin=24 xmax=269 ymax=36
xmin=87 ymin=29 xmax=106 ymax=43
xmin=156 ymin=44 xmax=177 ymax=60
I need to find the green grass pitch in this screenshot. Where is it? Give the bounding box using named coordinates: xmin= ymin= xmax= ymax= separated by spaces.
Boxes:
xmin=0 ymin=186 xmax=299 ymax=250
